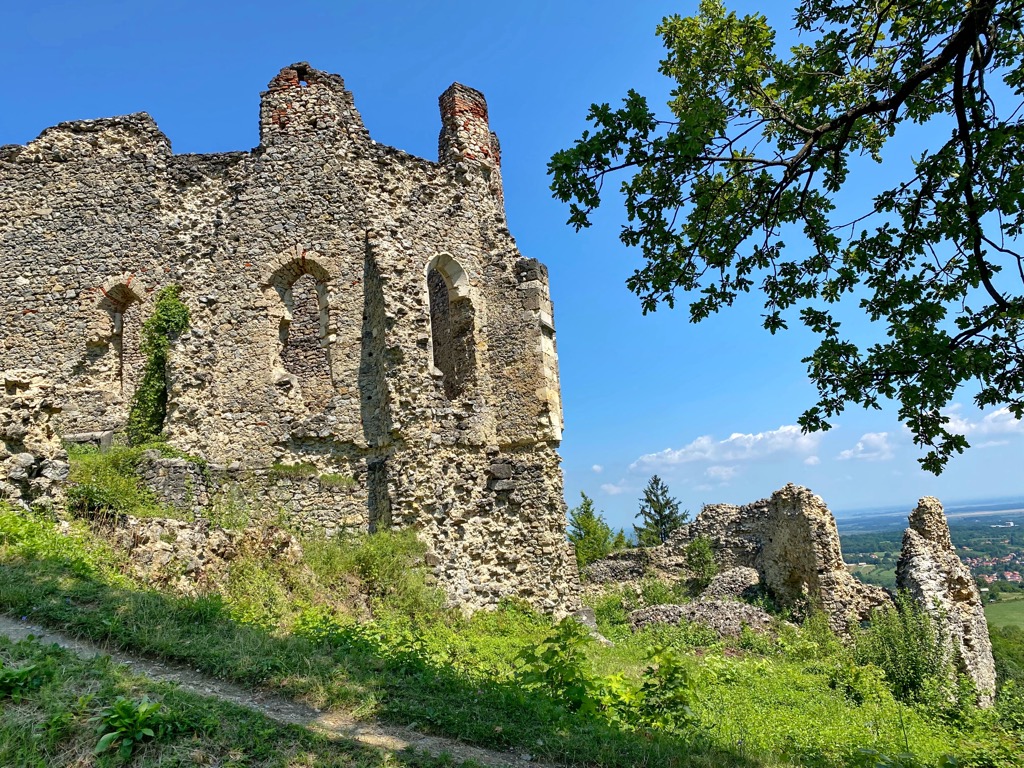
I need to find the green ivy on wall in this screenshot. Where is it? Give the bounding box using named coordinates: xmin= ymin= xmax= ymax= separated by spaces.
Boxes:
xmin=126 ymin=286 xmax=190 ymax=445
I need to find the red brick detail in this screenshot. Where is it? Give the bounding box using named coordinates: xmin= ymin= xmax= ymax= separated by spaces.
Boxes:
xmin=268 ymin=68 xmax=302 ymax=92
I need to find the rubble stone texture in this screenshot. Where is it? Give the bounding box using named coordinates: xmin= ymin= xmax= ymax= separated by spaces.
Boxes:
xmin=628 ymin=600 xmax=775 ymax=637
xmin=668 ymin=484 xmax=891 ymax=633
xmin=699 ymin=566 xmax=761 ymax=601
xmin=0 ymin=63 xmax=578 ymax=613
xmin=896 ymin=497 xmax=997 ymax=704
xmin=0 ymin=370 xmax=69 ymax=507
xmin=107 ymin=515 xmax=303 ymax=596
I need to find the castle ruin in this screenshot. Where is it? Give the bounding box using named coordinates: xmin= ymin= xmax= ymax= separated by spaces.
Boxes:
xmin=0 ymin=63 xmax=579 ymax=612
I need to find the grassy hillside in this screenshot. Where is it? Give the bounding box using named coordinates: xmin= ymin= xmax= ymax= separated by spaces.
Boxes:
xmin=987 ymin=595 xmax=1024 ymax=629
xmin=0 ymin=447 xmax=1022 ymax=767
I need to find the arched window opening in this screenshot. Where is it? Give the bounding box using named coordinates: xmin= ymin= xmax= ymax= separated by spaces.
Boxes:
xmin=279 ymin=272 xmax=333 ymax=408
xmin=101 ymin=284 xmax=143 ymax=397
xmin=427 ymin=257 xmax=475 ymax=400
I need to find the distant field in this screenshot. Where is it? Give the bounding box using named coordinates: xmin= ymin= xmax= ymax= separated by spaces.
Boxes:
xmin=986 ymin=595 xmax=1024 ymax=628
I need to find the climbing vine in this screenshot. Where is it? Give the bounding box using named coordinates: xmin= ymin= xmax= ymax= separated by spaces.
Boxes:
xmin=125 ymin=285 xmax=190 ymax=445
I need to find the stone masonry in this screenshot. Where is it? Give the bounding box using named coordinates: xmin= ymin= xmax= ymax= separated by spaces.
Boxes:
xmin=0 ymin=63 xmax=578 ymax=613
xmin=896 ymin=497 xmax=997 ymax=704
xmin=0 ymin=369 xmax=70 ymax=507
xmin=671 ymin=484 xmax=891 ymax=634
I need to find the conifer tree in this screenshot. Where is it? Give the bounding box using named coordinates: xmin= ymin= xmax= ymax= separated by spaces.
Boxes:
xmin=633 ymin=475 xmax=687 ymax=546
xmin=567 ymin=492 xmax=615 ymax=569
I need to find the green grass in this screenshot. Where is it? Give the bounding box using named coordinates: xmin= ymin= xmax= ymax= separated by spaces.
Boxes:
xmin=319 ymin=473 xmax=357 ymax=490
xmin=1 ymin=505 xmax=1022 ymax=767
xmin=0 ymin=634 xmax=471 ymax=767
xmin=270 ymin=462 xmax=321 ymax=479
xmin=987 ymin=594 xmax=1024 ymax=629
xmin=64 ymin=442 xmax=208 ymax=522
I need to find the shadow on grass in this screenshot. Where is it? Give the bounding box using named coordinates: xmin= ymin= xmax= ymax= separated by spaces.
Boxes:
xmin=0 ymin=551 xmax=765 ymax=768
xmin=0 ymin=634 xmax=473 ymax=768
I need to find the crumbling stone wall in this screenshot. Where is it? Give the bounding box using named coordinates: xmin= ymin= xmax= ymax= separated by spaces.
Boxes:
xmin=897 ymin=497 xmax=997 ymax=704
xmin=107 ymin=514 xmax=303 ymax=596
xmin=585 ymin=484 xmax=891 ymax=633
xmin=0 ymin=64 xmax=578 ymax=613
xmin=0 ymin=370 xmax=69 ymax=507
xmin=667 ymin=484 xmax=891 ymax=633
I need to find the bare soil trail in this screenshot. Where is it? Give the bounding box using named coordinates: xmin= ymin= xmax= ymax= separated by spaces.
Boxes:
xmin=0 ymin=614 xmax=544 ymax=768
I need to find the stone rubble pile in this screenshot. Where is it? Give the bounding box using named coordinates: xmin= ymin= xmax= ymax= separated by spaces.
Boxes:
xmin=699 ymin=566 xmax=761 ymax=601
xmin=110 ymin=515 xmax=303 ymax=596
xmin=629 ymin=599 xmax=775 ymax=638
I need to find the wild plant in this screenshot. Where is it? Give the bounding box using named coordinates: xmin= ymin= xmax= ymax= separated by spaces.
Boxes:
xmin=518 ymin=617 xmax=601 ymax=715
xmin=91 ymin=695 xmax=170 ymax=759
xmin=637 ymin=646 xmax=697 ymax=734
xmin=856 ymin=591 xmax=947 ymax=701
xmin=0 ymin=661 xmax=48 ymax=703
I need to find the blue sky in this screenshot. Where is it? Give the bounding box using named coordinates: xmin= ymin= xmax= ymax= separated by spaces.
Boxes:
xmin=3 ymin=1 xmax=1020 ymax=532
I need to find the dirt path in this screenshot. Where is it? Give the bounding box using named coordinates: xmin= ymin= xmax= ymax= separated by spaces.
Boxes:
xmin=0 ymin=614 xmax=542 ymax=768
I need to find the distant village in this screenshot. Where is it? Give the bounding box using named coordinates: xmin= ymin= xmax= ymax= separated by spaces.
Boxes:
xmin=967 ymin=552 xmax=1023 ymax=584
xmin=964 ymin=522 xmax=1023 ymax=585
xmin=841 ymin=517 xmax=1024 ymax=592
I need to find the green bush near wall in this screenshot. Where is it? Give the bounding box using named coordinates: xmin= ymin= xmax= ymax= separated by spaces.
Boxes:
xmin=126 ymin=286 xmax=190 ymax=445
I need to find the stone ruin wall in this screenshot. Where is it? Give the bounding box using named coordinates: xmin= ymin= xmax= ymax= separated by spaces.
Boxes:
xmin=586 ymin=484 xmax=997 ymax=703
xmin=0 ymin=63 xmax=577 ymax=614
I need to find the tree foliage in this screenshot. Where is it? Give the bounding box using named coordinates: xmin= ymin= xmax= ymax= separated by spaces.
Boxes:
xmin=550 ymin=0 xmax=1024 ymax=473
xmin=568 ymin=492 xmax=618 ymax=568
xmin=634 ymin=475 xmax=688 ymax=546
xmin=684 ymin=536 xmax=719 ymax=591
xmin=126 ymin=286 xmax=190 ymax=445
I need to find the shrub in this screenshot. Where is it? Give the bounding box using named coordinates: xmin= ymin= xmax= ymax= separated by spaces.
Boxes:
xmin=997 ymin=680 xmax=1024 ymax=733
xmin=126 ymin=285 xmax=190 ymax=445
xmin=683 ymin=536 xmax=718 ymax=592
xmin=342 ymin=529 xmax=445 ymax=620
xmin=65 ymin=443 xmax=188 ymax=520
xmin=856 ymin=591 xmax=947 ymax=701
xmin=292 ymin=605 xmax=350 ymax=646
xmin=637 ymin=646 xmax=697 ymax=734
xmin=590 ymin=590 xmax=630 ymax=635
xmin=223 ymin=554 xmax=290 ymax=629
xmin=518 ymin=617 xmax=600 ymax=715
xmin=638 ymin=576 xmax=689 ymax=608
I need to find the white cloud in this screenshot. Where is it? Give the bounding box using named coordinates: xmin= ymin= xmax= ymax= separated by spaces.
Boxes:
xmin=837 ymin=432 xmax=894 ymax=461
xmin=804 ymin=455 xmax=821 ymax=466
xmin=705 ymin=465 xmax=738 ymax=482
xmin=629 ymin=424 xmax=820 ymax=471
xmin=600 ymin=480 xmax=629 ymax=496
xmin=591 ymin=464 xmax=603 ymax=474
xmin=945 ymin=405 xmax=1023 ymax=437
xmin=977 ymin=439 xmax=1010 ymax=449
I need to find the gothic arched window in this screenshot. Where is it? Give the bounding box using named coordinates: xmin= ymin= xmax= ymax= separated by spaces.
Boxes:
xmin=426 ymin=255 xmax=475 ymax=400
